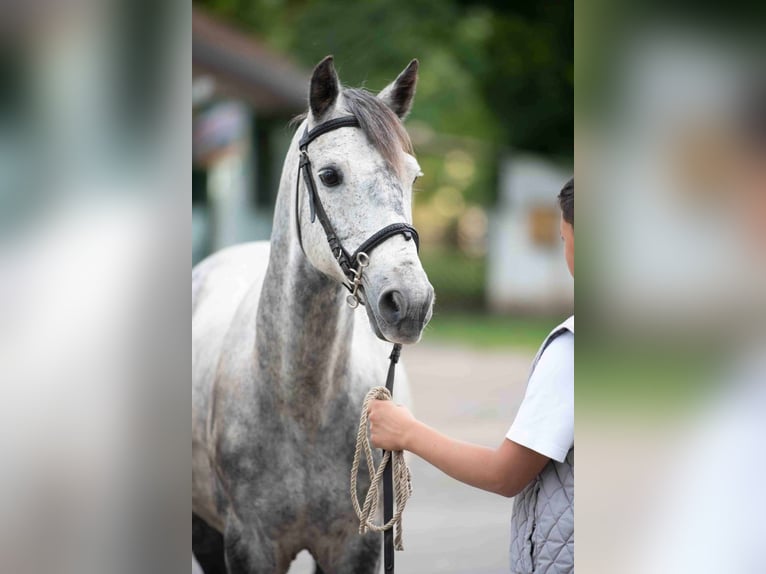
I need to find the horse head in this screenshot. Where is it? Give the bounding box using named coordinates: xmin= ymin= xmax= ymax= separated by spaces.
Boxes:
xmin=296 ymin=56 xmax=434 ymax=345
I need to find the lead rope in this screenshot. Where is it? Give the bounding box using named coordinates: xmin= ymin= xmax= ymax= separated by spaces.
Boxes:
xmin=350 ymin=344 xmax=412 ymax=569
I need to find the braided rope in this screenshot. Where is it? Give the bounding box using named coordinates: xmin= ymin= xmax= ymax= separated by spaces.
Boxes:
xmin=350 ymin=386 xmax=412 ymax=550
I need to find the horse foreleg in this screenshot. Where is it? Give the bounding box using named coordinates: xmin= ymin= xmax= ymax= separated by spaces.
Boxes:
xmin=314 ymin=531 xmax=381 ymax=574
xmin=224 ymin=516 xmax=287 ymax=574
xmin=193 ymin=513 xmax=227 ymax=574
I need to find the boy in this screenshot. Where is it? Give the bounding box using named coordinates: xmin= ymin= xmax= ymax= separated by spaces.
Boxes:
xmin=369 ymin=178 xmax=574 ymax=573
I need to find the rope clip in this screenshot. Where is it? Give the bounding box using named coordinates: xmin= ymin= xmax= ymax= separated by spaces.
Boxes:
xmin=346 ymin=252 xmax=370 ymax=308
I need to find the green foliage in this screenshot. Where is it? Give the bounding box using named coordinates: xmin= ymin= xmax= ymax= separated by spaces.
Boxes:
xmin=195 ymin=0 xmax=572 ymax=159
xmin=477 ymin=2 xmax=573 ymax=159
xmin=423 ymin=311 xmax=556 ymax=350
xmin=577 ymin=344 xmax=719 ymax=412
xmin=195 ymin=0 xmax=572 ymax=310
xmin=419 ymin=248 xmax=486 ymax=308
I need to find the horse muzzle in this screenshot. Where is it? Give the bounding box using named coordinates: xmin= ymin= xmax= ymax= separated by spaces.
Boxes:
xmin=364 ymin=277 xmax=434 ymax=345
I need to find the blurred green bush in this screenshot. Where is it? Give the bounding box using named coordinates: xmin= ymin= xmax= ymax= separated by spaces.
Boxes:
xmin=420 ymin=248 xmax=486 ymax=309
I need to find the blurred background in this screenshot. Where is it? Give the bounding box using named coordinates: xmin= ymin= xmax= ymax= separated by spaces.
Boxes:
xmin=576 ymin=1 xmax=766 ymax=572
xmin=192 ymin=0 xmax=573 ymax=316
xmin=1 ymin=2 xmax=189 ymax=574
xmin=191 ymin=1 xmax=572 ymax=572
xmin=9 ymin=1 xmax=765 ymax=573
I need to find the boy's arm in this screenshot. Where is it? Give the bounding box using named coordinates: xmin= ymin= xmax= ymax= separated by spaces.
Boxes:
xmin=369 ymin=401 xmax=549 ymax=497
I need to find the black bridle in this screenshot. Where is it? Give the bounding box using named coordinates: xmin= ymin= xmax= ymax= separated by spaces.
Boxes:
xmin=296 ymin=115 xmax=415 ymax=572
xmin=296 ymin=116 xmax=419 ymax=308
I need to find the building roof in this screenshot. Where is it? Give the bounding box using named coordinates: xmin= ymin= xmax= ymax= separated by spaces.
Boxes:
xmin=193 ymin=6 xmax=308 ymax=113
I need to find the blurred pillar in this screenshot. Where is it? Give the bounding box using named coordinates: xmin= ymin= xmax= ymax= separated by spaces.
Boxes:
xmin=194 ymin=100 xmax=254 ymax=252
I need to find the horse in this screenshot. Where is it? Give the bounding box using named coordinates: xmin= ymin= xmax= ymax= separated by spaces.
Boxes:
xmin=192 ymin=56 xmax=434 ymax=574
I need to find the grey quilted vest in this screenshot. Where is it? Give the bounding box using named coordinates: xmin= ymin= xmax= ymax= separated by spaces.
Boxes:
xmin=509 ymin=327 xmax=574 ymax=574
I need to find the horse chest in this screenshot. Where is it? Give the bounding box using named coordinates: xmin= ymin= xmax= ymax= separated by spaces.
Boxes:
xmin=216 ymin=423 xmax=369 ymax=554
xmin=220 ymin=394 xmax=368 ymax=504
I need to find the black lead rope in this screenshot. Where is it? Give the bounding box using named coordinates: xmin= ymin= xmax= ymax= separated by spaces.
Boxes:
xmin=383 ymin=343 xmax=402 ymax=572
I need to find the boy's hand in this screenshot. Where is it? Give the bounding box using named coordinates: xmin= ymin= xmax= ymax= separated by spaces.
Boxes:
xmin=368 ymin=400 xmax=416 ymax=451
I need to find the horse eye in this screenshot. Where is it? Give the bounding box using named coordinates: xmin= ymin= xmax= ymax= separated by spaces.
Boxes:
xmin=318 ymin=168 xmax=342 ymax=187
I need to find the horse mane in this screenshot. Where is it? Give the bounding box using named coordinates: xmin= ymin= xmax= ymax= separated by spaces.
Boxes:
xmin=293 ymin=87 xmax=413 ymax=176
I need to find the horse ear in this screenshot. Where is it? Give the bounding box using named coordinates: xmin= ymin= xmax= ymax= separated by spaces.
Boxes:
xmin=309 ymin=56 xmax=340 ymax=120
xmin=378 ymin=59 xmax=419 ymax=120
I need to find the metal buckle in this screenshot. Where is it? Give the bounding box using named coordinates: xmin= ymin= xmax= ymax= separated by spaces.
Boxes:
xmin=346 ymin=252 xmax=370 ymax=308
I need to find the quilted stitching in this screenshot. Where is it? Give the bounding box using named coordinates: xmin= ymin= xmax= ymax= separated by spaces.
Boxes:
xmin=510 ymin=450 xmax=574 ymax=573
xmin=509 ymin=327 xmax=574 ymax=574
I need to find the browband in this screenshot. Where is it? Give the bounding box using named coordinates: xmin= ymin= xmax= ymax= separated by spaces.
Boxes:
xmin=299 ymin=116 xmax=360 ymax=149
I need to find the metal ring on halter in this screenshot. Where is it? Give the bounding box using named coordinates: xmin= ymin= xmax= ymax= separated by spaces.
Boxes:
xmin=347 ymin=281 xmax=362 ymax=308
xmin=345 ymin=252 xmax=371 ymax=309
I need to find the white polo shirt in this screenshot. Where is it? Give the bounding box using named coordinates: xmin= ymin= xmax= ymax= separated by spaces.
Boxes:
xmin=506 ymin=316 xmax=574 ymax=463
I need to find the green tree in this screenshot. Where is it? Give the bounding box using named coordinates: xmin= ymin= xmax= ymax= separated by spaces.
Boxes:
xmin=195 ymin=0 xmax=572 ymax=160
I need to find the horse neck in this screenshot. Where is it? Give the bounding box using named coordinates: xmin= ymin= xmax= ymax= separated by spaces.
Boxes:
xmin=255 ymin=129 xmax=356 ymax=409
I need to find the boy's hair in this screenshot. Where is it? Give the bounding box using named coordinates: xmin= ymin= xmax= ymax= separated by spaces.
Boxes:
xmin=558 ymin=178 xmax=574 ymax=227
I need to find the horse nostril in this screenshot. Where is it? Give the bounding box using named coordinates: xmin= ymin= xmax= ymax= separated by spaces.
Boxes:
xmin=378 ymin=289 xmax=407 ymax=326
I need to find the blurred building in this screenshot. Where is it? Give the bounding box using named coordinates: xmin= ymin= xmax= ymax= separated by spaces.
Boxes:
xmin=192 ymin=6 xmax=307 ymax=265
xmin=488 ymin=155 xmax=573 ymax=313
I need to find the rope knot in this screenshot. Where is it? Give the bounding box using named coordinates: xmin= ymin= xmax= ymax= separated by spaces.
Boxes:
xmin=350 ymin=386 xmax=412 ymax=551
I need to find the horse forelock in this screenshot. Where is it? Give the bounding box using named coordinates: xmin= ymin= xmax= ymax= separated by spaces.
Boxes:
xmin=342 ymin=88 xmax=413 ymax=177
xmin=292 ymin=87 xmax=413 ymax=178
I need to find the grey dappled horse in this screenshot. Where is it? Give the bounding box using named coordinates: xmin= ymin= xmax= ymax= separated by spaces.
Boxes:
xmin=192 ymin=56 xmax=434 ymax=574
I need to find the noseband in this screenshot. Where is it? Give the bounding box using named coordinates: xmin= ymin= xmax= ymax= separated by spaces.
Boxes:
xmin=296 ymin=116 xmax=420 ymax=308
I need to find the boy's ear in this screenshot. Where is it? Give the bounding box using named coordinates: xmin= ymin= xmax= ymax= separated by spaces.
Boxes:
xmin=378 ymin=59 xmax=419 ymax=120
xmin=309 ymin=55 xmax=340 ymax=120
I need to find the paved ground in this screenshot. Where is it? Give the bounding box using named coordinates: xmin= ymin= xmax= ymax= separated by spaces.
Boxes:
xmin=287 ymin=342 xmax=534 ymax=574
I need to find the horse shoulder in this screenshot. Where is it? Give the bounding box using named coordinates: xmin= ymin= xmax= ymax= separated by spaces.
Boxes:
xmin=193 ymin=241 xmax=271 ymax=529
